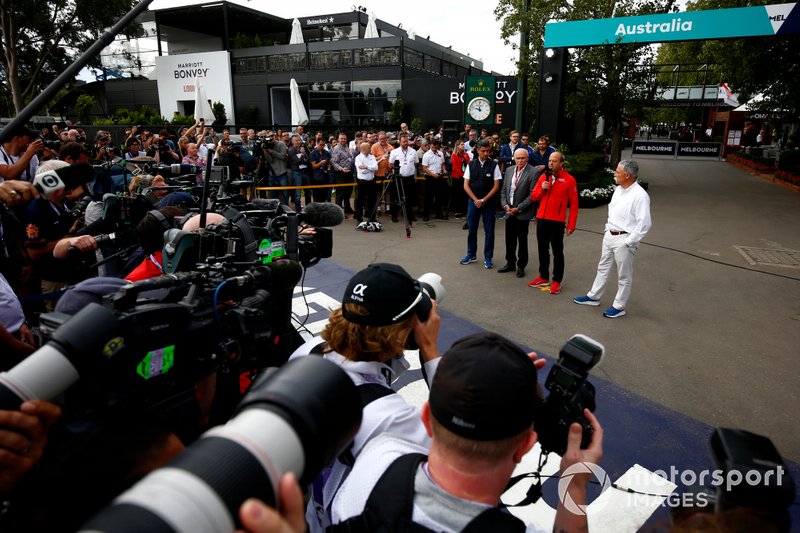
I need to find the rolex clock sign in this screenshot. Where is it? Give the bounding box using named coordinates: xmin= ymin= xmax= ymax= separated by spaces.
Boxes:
xmin=464 ymin=76 xmax=496 ymax=125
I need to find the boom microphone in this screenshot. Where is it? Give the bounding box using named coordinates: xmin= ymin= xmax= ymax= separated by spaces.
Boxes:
xmin=301 ymin=202 xmax=345 ymax=227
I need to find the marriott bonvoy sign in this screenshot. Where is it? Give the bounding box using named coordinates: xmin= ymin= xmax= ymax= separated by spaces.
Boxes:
xmin=544 ymin=3 xmax=800 ymax=47
xmin=155 ymin=51 xmax=236 ymax=124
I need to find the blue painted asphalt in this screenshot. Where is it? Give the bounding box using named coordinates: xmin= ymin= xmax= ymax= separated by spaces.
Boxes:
xmin=301 ymin=260 xmax=800 ymax=531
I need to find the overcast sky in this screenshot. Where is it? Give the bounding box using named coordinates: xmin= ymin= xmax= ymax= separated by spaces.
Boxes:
xmin=148 ymin=0 xmax=520 ymax=74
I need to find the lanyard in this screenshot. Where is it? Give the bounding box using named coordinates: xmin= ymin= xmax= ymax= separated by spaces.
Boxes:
xmin=48 ymin=200 xmax=64 ymax=217
xmin=149 ymin=254 xmax=164 ymax=273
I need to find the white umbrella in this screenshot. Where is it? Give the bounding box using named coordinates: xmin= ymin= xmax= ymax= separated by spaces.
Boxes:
xmin=290 ymin=78 xmax=309 ymax=127
xmin=194 ymin=77 xmax=215 ymax=123
xmin=364 ymin=11 xmax=379 ymax=38
xmin=290 ymin=18 xmax=304 ymax=45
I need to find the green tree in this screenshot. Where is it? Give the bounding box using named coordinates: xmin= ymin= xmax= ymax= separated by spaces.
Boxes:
xmin=75 ymin=94 xmax=95 ymax=124
xmin=389 ymin=97 xmax=404 ymax=127
xmin=657 ymin=0 xmax=800 ymax=116
xmin=495 ymin=0 xmax=677 ymax=167
xmin=240 ymin=104 xmax=259 ymax=126
xmin=0 ymin=0 xmax=141 ymax=114
xmin=410 ymin=117 xmax=425 ymax=136
xmin=212 ymin=101 xmax=227 ymax=126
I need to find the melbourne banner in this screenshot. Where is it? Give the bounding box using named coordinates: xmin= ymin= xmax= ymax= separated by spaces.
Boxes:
xmin=632 ymin=141 xmax=677 ymax=156
xmin=677 ymin=143 xmax=722 ymax=157
xmin=544 ymin=3 xmax=800 ymax=47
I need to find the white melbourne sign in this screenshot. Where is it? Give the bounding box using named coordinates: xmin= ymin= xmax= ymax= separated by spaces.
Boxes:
xmin=155 ymin=51 xmax=235 ymax=125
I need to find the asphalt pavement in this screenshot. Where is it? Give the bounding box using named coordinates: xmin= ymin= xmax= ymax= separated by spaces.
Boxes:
xmin=323 ymin=151 xmax=800 ymax=463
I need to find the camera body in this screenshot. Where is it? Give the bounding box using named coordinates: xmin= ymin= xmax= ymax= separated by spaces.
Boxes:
xmin=253 ymin=136 xmax=274 ymax=154
xmin=536 ymin=334 xmax=603 ymax=455
xmin=43 ymin=140 xmax=62 ymax=150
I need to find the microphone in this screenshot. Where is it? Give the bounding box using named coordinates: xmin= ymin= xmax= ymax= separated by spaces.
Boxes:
xmin=33 ymin=170 xmax=66 ymax=200
xmin=300 ymin=202 xmax=345 ymax=227
xmin=249 ymin=198 xmax=280 ymax=210
xmin=67 ymin=233 xmax=116 ymax=257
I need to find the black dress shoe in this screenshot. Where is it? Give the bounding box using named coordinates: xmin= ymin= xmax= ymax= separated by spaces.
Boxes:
xmin=497 ymin=264 xmax=515 ymax=273
xmin=516 ymin=268 xmax=525 ymax=278
xmin=392 ymin=216 xmax=399 ymax=223
xmin=462 ymin=222 xmax=468 ymax=230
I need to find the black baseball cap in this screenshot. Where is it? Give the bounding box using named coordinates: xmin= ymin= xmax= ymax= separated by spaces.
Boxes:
xmin=430 ymin=332 xmax=539 ymax=441
xmin=341 ymin=263 xmax=431 ymax=327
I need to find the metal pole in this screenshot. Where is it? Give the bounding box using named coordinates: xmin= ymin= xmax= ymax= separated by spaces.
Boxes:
xmin=0 ymin=0 xmax=156 ymax=145
xmin=515 ymin=0 xmax=530 ymax=132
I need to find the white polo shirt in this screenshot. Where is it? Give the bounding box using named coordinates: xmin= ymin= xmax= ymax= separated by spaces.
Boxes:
xmin=389 ymin=147 xmax=419 ymax=177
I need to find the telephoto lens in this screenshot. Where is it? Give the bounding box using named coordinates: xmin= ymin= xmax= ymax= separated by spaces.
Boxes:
xmin=80 ymin=356 xmax=362 ymax=533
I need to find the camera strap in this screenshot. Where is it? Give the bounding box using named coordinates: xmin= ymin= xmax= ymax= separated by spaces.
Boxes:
xmin=308 ymin=341 xmax=396 ymax=467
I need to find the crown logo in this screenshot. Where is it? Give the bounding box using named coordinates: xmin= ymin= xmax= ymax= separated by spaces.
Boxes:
xmin=478 ymin=80 xmax=484 ymax=86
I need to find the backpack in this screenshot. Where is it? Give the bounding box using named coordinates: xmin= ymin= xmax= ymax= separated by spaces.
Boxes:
xmin=329 ymin=453 xmax=526 ymax=533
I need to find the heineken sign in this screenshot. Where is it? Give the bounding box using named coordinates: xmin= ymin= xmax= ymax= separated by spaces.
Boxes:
xmin=544 ymin=3 xmax=800 ymax=47
xmin=464 ymin=76 xmax=496 ymax=125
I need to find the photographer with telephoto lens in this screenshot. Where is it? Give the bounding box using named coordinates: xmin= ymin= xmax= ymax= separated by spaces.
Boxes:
xmin=290 ymin=263 xmax=442 ymax=532
xmin=331 ymin=331 xmax=605 ymax=533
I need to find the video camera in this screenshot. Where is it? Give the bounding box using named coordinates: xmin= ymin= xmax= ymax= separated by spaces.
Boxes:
xmin=161 ymin=200 xmax=342 ymax=274
xmin=536 ymin=334 xmax=602 ymax=455
xmin=3 ymin=258 xmax=306 ymax=420
xmin=252 ymin=135 xmax=275 ymax=154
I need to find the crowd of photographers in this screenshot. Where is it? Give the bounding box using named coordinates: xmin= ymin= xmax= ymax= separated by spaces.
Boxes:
xmin=0 ymin=119 xmax=793 ymax=533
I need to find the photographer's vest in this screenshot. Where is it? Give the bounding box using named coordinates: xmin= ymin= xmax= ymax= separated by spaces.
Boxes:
xmin=329 ymin=453 xmax=525 ymax=533
xmin=468 ymin=158 xmax=498 ymax=204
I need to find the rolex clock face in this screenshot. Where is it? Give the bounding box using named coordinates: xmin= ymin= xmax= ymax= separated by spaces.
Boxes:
xmin=467 ymin=97 xmax=491 ymax=122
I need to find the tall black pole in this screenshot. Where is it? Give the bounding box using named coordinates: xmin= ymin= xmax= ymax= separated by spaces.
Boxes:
xmin=0 ymin=0 xmax=155 ymax=145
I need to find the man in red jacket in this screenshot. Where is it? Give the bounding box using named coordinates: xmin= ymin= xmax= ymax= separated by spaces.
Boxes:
xmin=528 ymin=152 xmax=578 ymax=295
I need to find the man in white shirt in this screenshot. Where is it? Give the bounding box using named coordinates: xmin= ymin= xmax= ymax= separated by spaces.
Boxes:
xmin=573 ymin=159 xmax=652 ymax=318
xmin=354 ymin=142 xmax=379 ymax=225
xmin=421 ymin=139 xmax=448 ymax=221
xmin=330 ymin=331 xmax=603 ymax=532
xmin=388 ymin=133 xmax=419 ymax=224
xmin=289 ymin=262 xmax=441 ymax=532
xmin=0 ymin=125 xmax=42 ymax=183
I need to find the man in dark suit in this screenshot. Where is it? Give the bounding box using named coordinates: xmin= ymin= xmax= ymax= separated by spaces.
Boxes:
xmin=498 ymin=148 xmax=539 ymax=278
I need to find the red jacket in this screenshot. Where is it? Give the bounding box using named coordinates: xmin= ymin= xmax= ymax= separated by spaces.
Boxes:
xmin=530 ymin=169 xmax=579 ymax=230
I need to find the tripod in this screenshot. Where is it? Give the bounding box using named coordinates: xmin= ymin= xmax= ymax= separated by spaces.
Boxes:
xmin=370 ymin=169 xmax=412 ymax=238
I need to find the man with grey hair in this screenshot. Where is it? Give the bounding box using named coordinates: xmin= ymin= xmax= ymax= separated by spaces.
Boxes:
xmin=574 ymin=159 xmax=651 ymax=318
